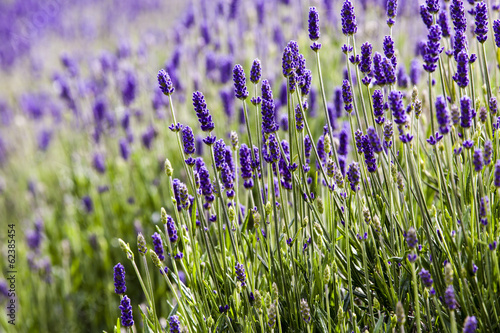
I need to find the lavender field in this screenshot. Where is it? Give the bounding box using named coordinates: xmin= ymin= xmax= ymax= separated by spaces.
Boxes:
xmin=0 ymin=0 xmax=499 ymax=332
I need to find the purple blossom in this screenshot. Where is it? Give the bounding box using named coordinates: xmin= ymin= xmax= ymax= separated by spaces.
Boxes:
xmin=233 ymin=64 xmax=249 ymax=100
xmin=341 ymin=0 xmax=357 ymax=36
xmin=308 ymin=7 xmax=320 ymax=41
xmin=193 ymin=91 xmax=215 ymax=132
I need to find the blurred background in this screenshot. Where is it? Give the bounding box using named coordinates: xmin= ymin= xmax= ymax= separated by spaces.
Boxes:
xmin=0 ymin=0 xmax=431 ymax=331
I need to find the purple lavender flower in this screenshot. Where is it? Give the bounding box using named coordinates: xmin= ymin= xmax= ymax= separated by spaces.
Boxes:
xmin=435 ymin=96 xmax=450 ymax=135
xmin=397 ymin=67 xmax=409 ymax=88
xmin=341 ymin=0 xmax=357 ymax=36
xmin=82 ymin=196 xmax=93 ymax=213
xmin=166 ymin=215 xmax=178 ymax=243
xmin=261 ymin=80 xmax=278 ymax=134
xmin=182 ymin=126 xmax=195 ymax=155
xmin=300 ymin=70 xmax=312 ymax=96
xmin=474 ymin=2 xmax=488 ymax=43
xmin=308 ymin=7 xmax=320 ymax=41
xmin=373 ymin=52 xmax=386 ymax=86
xmin=367 ymin=127 xmax=383 ymax=154
xmin=405 ymin=227 xmax=418 ymax=249
xmin=423 ymin=25 xmax=443 ymax=73
xmin=338 ymin=124 xmax=349 ymax=156
xmin=235 ymin=262 xmax=246 ymax=286
xmin=383 ymin=121 xmax=393 ymax=148
xmin=473 ymin=148 xmax=483 ymax=172
xmin=119 ymin=138 xmax=130 ymax=161
xmin=389 ymin=91 xmax=407 ymax=125
xmin=453 ymin=50 xmax=469 ymax=88
xmin=221 ymin=162 xmax=235 ymax=198
xmin=450 ymin=0 xmax=467 ymax=32
xmin=463 ymin=316 xmax=478 ymax=333
xmin=484 ymin=141 xmax=492 ymax=165
xmin=453 ymin=31 xmax=468 ymax=61
xmin=494 ymin=20 xmax=500 ymax=47
xmin=214 ymin=140 xmax=226 ymax=170
xmin=383 ymin=36 xmax=395 ymax=60
xmin=480 ymin=196 xmax=489 ymax=225
xmin=410 ymin=59 xmax=421 ymax=86
xmin=304 ymin=135 xmax=312 ymax=172
xmin=372 ymin=90 xmax=385 ymax=125
xmin=169 ymin=315 xmax=181 ymax=333
xmin=267 ymin=134 xmax=280 ymax=163
xmin=193 ymin=91 xmax=215 ymax=132
xmin=420 ymin=5 xmax=433 ymax=29
xmin=150 ymin=233 xmax=164 ymax=261
xmin=382 ymin=57 xmax=396 ymax=85
xmin=359 ymin=42 xmax=372 ymax=74
xmin=347 ymin=162 xmax=360 ymax=192
xmin=460 ymin=96 xmax=474 ymax=128
xmin=233 ymin=64 xmax=249 ymax=100
xmin=158 ymin=69 xmax=175 ymax=96
xmin=240 ymin=144 xmax=254 ymax=189
xmin=119 ymin=295 xmax=134 ymax=327
xmin=362 ymin=135 xmax=378 ymax=172
xmin=444 ymin=285 xmax=456 ymax=310
xmin=121 ymin=70 xmax=137 ymax=106
xmin=342 ymin=79 xmax=353 ymax=114
xmin=199 ymin=165 xmax=215 ymax=209
xmin=37 ymin=129 xmax=52 ymax=152
xmin=93 ymin=152 xmax=106 ymax=174
xmin=426 ymin=0 xmax=439 ymax=14
xmin=250 ymin=59 xmax=262 ymax=84
xmin=386 ymin=0 xmax=398 ymax=26
xmin=438 ymin=10 xmax=451 ymax=38
xmin=419 ymin=268 xmax=433 ymax=288
xmin=141 ymin=125 xmax=157 ymax=150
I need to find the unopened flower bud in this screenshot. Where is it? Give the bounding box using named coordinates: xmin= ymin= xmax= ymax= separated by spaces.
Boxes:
xmin=150 ymin=249 xmax=162 ymax=268
xmin=445 ymin=262 xmax=453 ymax=286
xmin=137 ymin=233 xmax=147 ymax=256
xmin=164 ymin=159 xmax=173 ymax=176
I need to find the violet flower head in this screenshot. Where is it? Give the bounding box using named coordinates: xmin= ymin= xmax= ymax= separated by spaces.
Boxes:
xmin=450 ymin=0 xmax=467 ymax=33
xmin=419 ymin=268 xmax=433 ymax=288
xmin=338 ymin=124 xmax=349 ymax=156
xmin=214 ymin=139 xmax=227 ymax=170
xmin=373 ymin=52 xmax=386 ymax=86
xmin=453 ymin=30 xmax=468 ymax=61
xmin=308 ymin=7 xmax=320 ymax=41
xmin=367 ymin=127 xmax=383 ymax=154
xmin=342 ymin=79 xmax=353 ymax=114
xmin=166 ymin=215 xmax=178 ymax=243
xmin=410 ymin=59 xmax=421 ymax=86
xmin=435 ymin=96 xmax=450 ymax=135
xmin=169 ymin=315 xmax=181 ymax=333
xmin=282 ymin=46 xmax=294 ymax=77
xmin=341 ymin=0 xmax=357 ymax=36
xmin=362 ymin=135 xmax=378 ymax=172
xmin=235 ymin=262 xmax=247 ymax=286
xmin=426 ymin=0 xmax=439 ymax=14
xmin=489 ymin=97 xmax=498 ymax=114
xmin=453 ymin=50 xmax=469 ymax=88
xmin=240 ymin=144 xmax=254 ymax=189
xmin=250 ymin=59 xmax=262 ymax=84
xmin=473 ymin=148 xmax=483 ymax=172
xmin=261 ymin=80 xmax=278 ymax=134
xmin=119 ymin=295 xmax=134 ymax=327
xmin=295 ymin=103 xmax=304 ymax=131
xmin=158 ymin=69 xmax=175 ymax=96
xmin=405 ymin=227 xmax=418 ymax=249
xmin=93 ymin=152 xmax=106 ymax=174
xmin=420 ymin=5 xmax=433 ymax=29
xmin=113 ymin=263 xmax=127 ymax=294
xmin=267 ymin=134 xmax=280 ymax=163
xmin=373 ymin=90 xmax=385 ymax=125
xmin=463 ymin=316 xmax=478 ymax=333
xmin=300 ymin=298 xmax=311 ymax=324
xmin=484 ymin=141 xmax=492 ymax=165
xmin=494 ymin=20 xmax=500 ymax=48
xmin=119 ymin=138 xmax=130 ymax=161
xmin=389 ymin=91 xmax=407 ymax=125
xmin=386 ymin=0 xmax=398 ymax=26
xmin=233 ymin=64 xmax=249 ymax=100
xmin=383 ymin=36 xmax=395 ymax=60
xmin=438 ymin=10 xmax=451 ymax=38
xmin=494 ymin=160 xmax=500 ymax=187
xmin=300 ymin=70 xmax=312 ymax=96
xmin=474 ymin=1 xmax=488 ymax=43
xmin=193 ymin=91 xmax=215 ymax=132
xmin=359 ymin=42 xmax=372 ymax=74
xmin=182 ymin=126 xmax=195 ymax=155
xmin=347 ymin=162 xmax=360 ymax=192
xmin=444 ymin=285 xmax=456 ymax=310
xmin=460 ymin=96 xmax=474 ymax=128
xmin=423 ymin=25 xmax=443 ymax=73
xmin=382 ymin=57 xmax=396 ymax=85
xmin=151 ymin=232 xmax=165 ymax=261
xmin=221 ymin=162 xmax=235 ymax=198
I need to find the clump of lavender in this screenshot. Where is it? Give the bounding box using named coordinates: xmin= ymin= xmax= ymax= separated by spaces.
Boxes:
xmin=250 ymin=59 xmax=262 ymax=84
xmin=166 ymin=215 xmax=178 ymax=243
xmin=347 ymin=162 xmax=360 ymax=192
xmin=453 ymin=50 xmax=469 ymax=88
xmin=169 ymin=315 xmax=181 ymax=333
xmin=182 ymin=126 xmax=195 ymax=155
xmin=460 ymin=96 xmax=474 ymax=128
xmin=342 ymin=79 xmax=353 ymax=114
xmin=113 ymin=263 xmax=127 ymax=295
xmin=261 ymin=80 xmax=278 ymax=134
xmin=300 ymin=298 xmax=311 ymax=324
xmin=372 ymin=90 xmax=385 ymax=125
xmin=240 ymin=144 xmax=254 ymax=189
xmin=463 ymin=316 xmax=478 ymax=333
xmin=308 ymin=7 xmax=320 ymax=41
